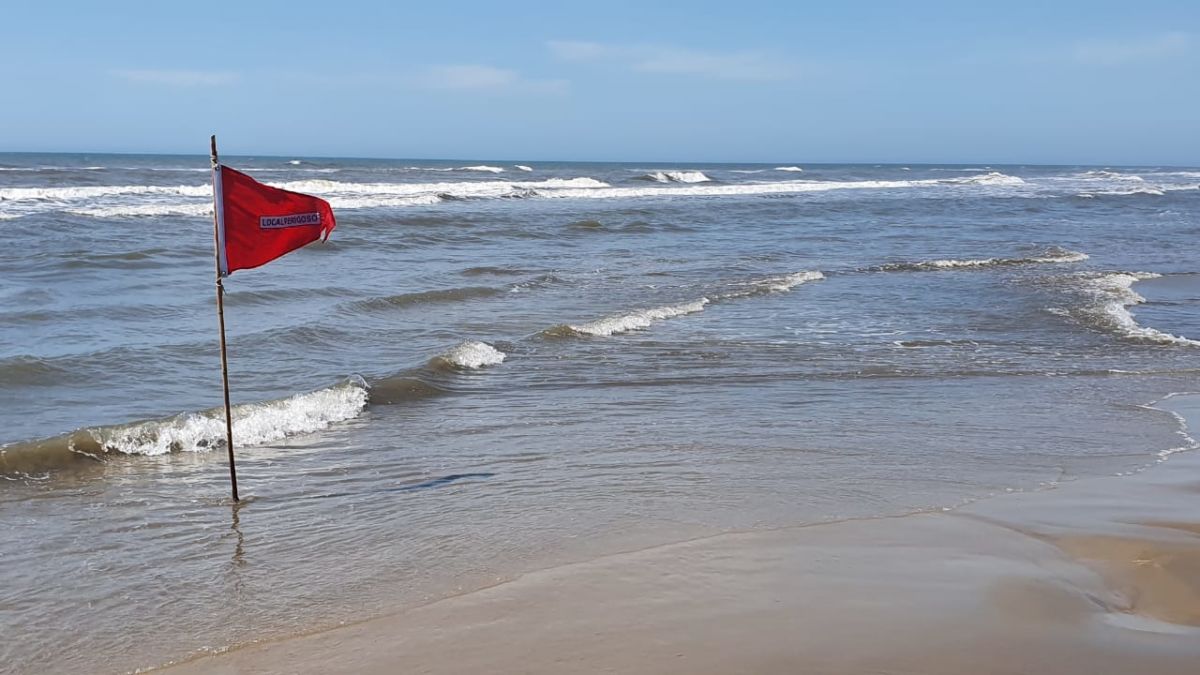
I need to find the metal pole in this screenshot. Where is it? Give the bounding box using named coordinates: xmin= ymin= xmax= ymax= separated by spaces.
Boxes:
xmin=210 ymin=135 xmax=239 ymax=502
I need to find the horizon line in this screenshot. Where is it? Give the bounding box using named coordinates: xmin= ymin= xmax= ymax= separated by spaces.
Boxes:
xmin=0 ymin=149 xmax=1195 ymax=168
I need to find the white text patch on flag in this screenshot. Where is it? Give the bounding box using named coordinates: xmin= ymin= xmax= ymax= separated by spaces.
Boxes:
xmin=260 ymin=212 xmax=322 ymax=229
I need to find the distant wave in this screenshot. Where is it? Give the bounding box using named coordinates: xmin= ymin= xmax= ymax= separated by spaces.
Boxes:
xmin=66 ymin=203 xmax=213 ymax=218
xmin=0 ymin=184 xmax=211 ymax=202
xmin=6 ymin=170 xmax=1044 ymax=220
xmin=941 ymin=171 xmax=1026 ymax=186
xmin=0 ymin=166 xmax=107 ymax=172
xmin=274 ymin=176 xmax=609 ymax=197
xmin=1077 ymin=170 xmax=1145 ymax=181
xmin=638 ymin=170 xmax=712 ymax=184
xmin=876 ymin=247 xmax=1088 ymax=272
xmin=514 ymin=165 xmax=533 ymax=172
xmin=774 ymin=166 xmax=804 ymax=172
xmin=459 ymin=165 xmax=505 ymax=173
xmin=1076 ymin=187 xmax=1167 ymax=198
xmin=430 ymin=341 xmax=506 ymax=370
xmin=1053 ymin=272 xmax=1200 ymax=347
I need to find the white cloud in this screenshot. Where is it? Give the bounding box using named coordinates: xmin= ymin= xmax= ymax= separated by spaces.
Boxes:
xmin=111 ymin=69 xmax=239 ymax=86
xmin=1069 ymin=32 xmax=1190 ymax=66
xmin=422 ymin=64 xmax=567 ymax=93
xmin=548 ymin=40 xmax=797 ymax=81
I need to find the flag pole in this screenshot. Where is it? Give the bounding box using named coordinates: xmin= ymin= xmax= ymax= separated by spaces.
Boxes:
xmin=210 ymin=135 xmax=239 ymax=502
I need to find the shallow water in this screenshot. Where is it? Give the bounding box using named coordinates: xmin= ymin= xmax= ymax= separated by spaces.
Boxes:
xmin=1 ymin=155 xmax=1198 ymax=672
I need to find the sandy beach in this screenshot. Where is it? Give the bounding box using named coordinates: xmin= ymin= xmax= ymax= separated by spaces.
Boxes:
xmin=156 ymin=395 xmax=1200 ymax=674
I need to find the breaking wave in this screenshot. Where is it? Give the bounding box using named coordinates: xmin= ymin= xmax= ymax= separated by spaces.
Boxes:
xmin=548 ymin=299 xmax=711 ymax=337
xmin=545 ymin=270 xmax=825 ymax=338
xmin=66 ymin=203 xmax=213 ymax=218
xmin=459 ymin=165 xmax=505 ymax=173
xmin=1053 ymin=272 xmax=1200 ymax=347
xmin=1076 ymin=187 xmax=1166 ymax=198
xmin=720 ymin=271 xmax=826 ymax=298
xmin=942 ymin=171 xmax=1026 ymax=186
xmin=430 ymin=341 xmax=507 ymax=369
xmin=514 ymin=165 xmax=533 ymax=172
xmin=774 ymin=166 xmax=804 ymax=172
xmin=876 ymin=247 xmax=1088 ymax=272
xmin=638 ymin=171 xmax=712 ymax=183
xmin=0 ymin=377 xmax=370 ymax=475
xmin=0 ymin=184 xmax=211 ymax=202
xmin=6 ymin=170 xmax=1045 ymax=220
xmin=0 ymin=335 xmax=515 ymax=475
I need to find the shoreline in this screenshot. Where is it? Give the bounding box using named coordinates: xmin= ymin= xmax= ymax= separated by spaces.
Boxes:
xmin=155 ymin=395 xmax=1200 ymax=674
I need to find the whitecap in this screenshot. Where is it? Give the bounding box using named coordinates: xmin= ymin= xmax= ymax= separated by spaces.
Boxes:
xmin=80 ymin=377 xmax=369 ymax=456
xmin=878 ymin=248 xmax=1088 ymax=271
xmin=432 ymin=341 xmax=507 ymax=369
xmin=1062 ymin=273 xmax=1200 ymax=347
xmin=569 ymin=299 xmax=710 ymax=336
xmin=641 ymin=171 xmax=712 ymax=183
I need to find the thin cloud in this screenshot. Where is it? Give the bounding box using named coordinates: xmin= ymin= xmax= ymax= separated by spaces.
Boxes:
xmin=422 ymin=64 xmax=567 ymax=93
xmin=548 ymin=40 xmax=797 ymax=81
xmin=1069 ymin=32 xmax=1190 ymax=66
xmin=111 ymin=69 xmax=239 ymax=86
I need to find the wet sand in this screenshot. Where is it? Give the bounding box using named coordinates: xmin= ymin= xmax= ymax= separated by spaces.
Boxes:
xmin=160 ymin=395 xmax=1200 ymax=675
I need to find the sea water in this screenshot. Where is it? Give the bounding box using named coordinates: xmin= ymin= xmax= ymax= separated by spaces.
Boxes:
xmin=1 ymin=156 xmax=1198 ymax=672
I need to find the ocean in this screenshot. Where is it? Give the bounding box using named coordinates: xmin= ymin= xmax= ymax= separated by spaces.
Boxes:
xmin=1 ymin=154 xmax=1198 ymax=673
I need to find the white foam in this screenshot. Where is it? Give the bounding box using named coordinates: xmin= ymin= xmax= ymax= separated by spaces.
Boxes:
xmin=944 ymin=171 xmax=1026 ymax=186
xmin=434 ymin=341 xmax=507 ymax=369
xmin=0 ymin=184 xmax=211 ymax=202
xmin=273 ymin=176 xmax=609 ymax=198
xmin=8 ymin=169 xmax=1038 ymax=220
xmin=1027 ymin=250 xmax=1090 ymax=263
xmin=324 ymin=194 xmax=445 ymax=210
xmin=723 ymin=271 xmax=826 ymax=298
xmin=774 ymin=166 xmax=804 ymax=172
xmin=753 ymin=270 xmax=825 ymax=292
xmin=79 ymin=378 xmax=369 ymax=456
xmin=882 ymin=249 xmax=1088 ymax=271
xmin=1077 ymin=187 xmax=1166 ymax=197
xmin=66 ymin=203 xmax=213 ymax=218
xmin=570 ymin=298 xmax=710 ymax=336
xmin=643 ymin=171 xmax=712 ymax=183
xmin=459 ymin=165 xmax=505 ymax=173
xmin=545 ymin=173 xmax=1027 ymax=201
xmin=514 ymin=165 xmax=533 ymax=172
xmin=1074 ymin=273 xmax=1200 ymax=347
xmin=1078 ymin=170 xmax=1144 ymax=181
xmin=288 ymin=160 xmax=302 ymax=165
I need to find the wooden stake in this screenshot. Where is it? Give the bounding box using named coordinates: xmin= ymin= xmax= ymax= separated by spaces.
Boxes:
xmin=210 ymin=135 xmax=239 ymax=502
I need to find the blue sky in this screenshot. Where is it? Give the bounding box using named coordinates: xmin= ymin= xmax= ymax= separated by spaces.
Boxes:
xmin=1 ymin=1 xmax=1197 ymax=163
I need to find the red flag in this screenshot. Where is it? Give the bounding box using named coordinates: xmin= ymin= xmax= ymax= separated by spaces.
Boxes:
xmin=214 ymin=165 xmax=336 ymax=276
